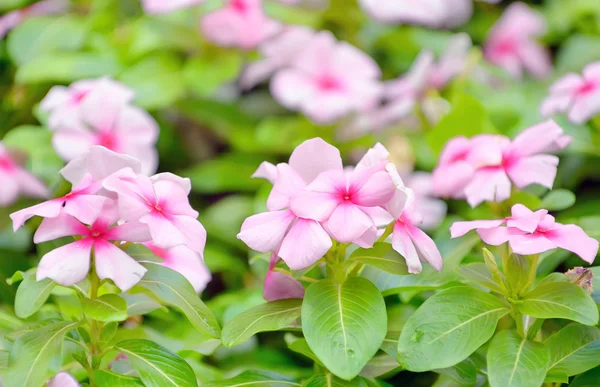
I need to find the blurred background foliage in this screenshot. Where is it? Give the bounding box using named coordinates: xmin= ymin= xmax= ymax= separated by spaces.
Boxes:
xmin=0 ymin=0 xmax=600 ymax=385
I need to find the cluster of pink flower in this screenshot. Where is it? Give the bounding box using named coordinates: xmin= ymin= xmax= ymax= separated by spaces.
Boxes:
xmin=0 ymin=143 xmax=48 ymax=206
xmin=0 ymin=0 xmax=68 ymax=38
xmin=432 ymin=120 xmax=571 ymax=207
xmin=10 ymin=146 xmax=210 ymax=293
xmin=238 ymin=138 xmax=444 ymax=300
xmin=40 ymin=77 xmax=159 ymax=175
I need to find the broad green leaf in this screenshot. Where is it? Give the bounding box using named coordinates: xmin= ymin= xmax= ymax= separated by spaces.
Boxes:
xmin=82 ymin=294 xmax=127 ymax=322
xmin=398 ymin=287 xmax=509 ymax=371
xmin=122 ymin=293 xmax=164 ymax=316
xmin=457 ymin=263 xmax=504 ymax=294
xmin=435 ymin=358 xmax=477 ymax=386
xmin=360 ymin=354 xmax=401 ymax=378
xmin=303 ymin=375 xmax=367 ymax=387
xmin=119 ymin=54 xmax=185 ymax=110
xmin=285 ymin=334 xmax=323 ymax=366
xmin=16 ymin=53 xmax=122 ymax=84
xmin=138 ymin=263 xmax=220 ymax=338
xmin=539 ymin=189 xmax=576 ymax=211
xmin=349 ymin=243 xmax=409 ymax=275
xmin=204 ymin=370 xmax=300 ymax=386
xmin=93 ymin=370 xmax=144 ymax=387
xmin=302 ymin=277 xmax=387 ymax=380
xmin=504 ymin=254 xmax=536 ymax=297
xmin=185 ymin=154 xmax=263 ymax=194
xmin=7 ymin=16 xmax=87 ymax=65
xmin=222 ymin=299 xmax=302 ymax=347
xmin=487 ymin=330 xmax=549 ymax=387
xmin=100 ymin=322 xmax=118 ymax=343
xmin=126 ymin=244 xmax=163 ymax=262
xmin=518 ymin=282 xmax=599 ymax=325
xmin=14 ymin=274 xmax=56 ymax=318
xmin=0 ymin=350 xmax=9 ymax=369
xmin=3 ymin=321 xmax=79 ymax=387
xmin=570 ymin=366 xmax=600 ymax=387
xmin=556 ymin=34 xmax=600 ymax=73
xmin=544 ymin=324 xmax=600 ymax=381
xmin=184 ymin=52 xmax=243 ymax=98
xmin=200 ymin=196 xmax=255 ymax=247
xmin=115 ymin=339 xmax=197 ymax=387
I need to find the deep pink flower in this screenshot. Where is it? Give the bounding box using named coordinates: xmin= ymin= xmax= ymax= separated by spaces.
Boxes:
xmin=484 ymin=2 xmax=551 ymax=79
xmin=433 ymin=120 xmax=571 ymax=207
xmin=263 ymin=253 xmax=305 ymax=302
xmin=47 ymin=372 xmax=79 ymax=387
xmin=145 ymin=243 xmax=211 ymax=293
xmin=34 ymin=200 xmax=150 ymax=290
xmin=103 ymin=169 xmax=207 ymax=255
xmin=141 ymin=0 xmax=204 ymax=14
xmin=271 ymin=31 xmax=382 ymax=124
xmin=200 ymin=0 xmax=281 ymax=50
xmin=0 ymin=143 xmax=48 ymax=207
xmin=240 ymin=25 xmax=317 ymax=90
xmin=541 ymin=62 xmax=600 ymax=124
xmin=451 ymin=204 xmax=599 ymax=263
xmin=0 ymin=0 xmax=68 ymax=39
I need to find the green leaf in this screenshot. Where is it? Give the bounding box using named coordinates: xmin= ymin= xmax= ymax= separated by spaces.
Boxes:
xmin=14 ymin=275 xmax=56 ymax=318
xmin=285 ymin=334 xmax=323 ymax=366
xmin=570 ymin=366 xmax=600 ymax=387
xmin=487 ymin=330 xmax=549 ymax=387
xmin=3 ymin=321 xmax=79 ymax=387
xmin=457 ymin=263 xmax=504 ymax=294
xmin=203 ymin=370 xmax=300 ymax=386
xmin=518 ymin=282 xmax=599 ymax=325
xmin=556 ymin=34 xmax=600 ymax=73
xmin=7 ymin=16 xmax=87 ymax=65
xmin=119 ymin=54 xmax=185 ymax=110
xmin=544 ymin=324 xmax=600 ymax=381
xmin=349 ymin=243 xmax=409 ymax=275
xmin=115 ymin=339 xmax=197 ymax=387
xmin=435 ymin=358 xmax=477 ymax=387
xmin=427 ymin=93 xmax=494 ymax=156
xmin=138 ymin=263 xmax=220 ymax=338
xmin=184 ymin=52 xmax=243 ymax=98
xmin=222 ymin=299 xmax=302 ymax=347
xmin=123 ymin=293 xmax=164 ymax=316
xmin=16 ymin=53 xmax=123 ymax=84
xmin=0 ymin=350 xmax=9 ymax=369
xmin=360 ymin=354 xmax=401 ymax=378
xmin=482 ymin=249 xmax=506 ymax=292
xmin=100 ymin=322 xmax=118 ymax=343
xmin=503 ymin=254 xmax=536 ymax=297
xmin=302 ymin=374 xmax=367 ymax=387
xmin=398 ymin=287 xmax=509 ymax=372
xmin=302 ymin=277 xmax=387 ymax=380
xmin=184 ymin=154 xmax=264 ymax=194
xmin=82 ymin=294 xmax=128 ymax=322
xmin=93 ymin=370 xmax=144 ymax=387
xmin=539 ymin=189 xmax=576 ymax=211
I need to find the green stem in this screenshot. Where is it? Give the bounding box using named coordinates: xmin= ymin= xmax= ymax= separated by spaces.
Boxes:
xmin=88 ymin=261 xmax=101 ymax=386
xmin=377 ymin=223 xmax=394 ymax=243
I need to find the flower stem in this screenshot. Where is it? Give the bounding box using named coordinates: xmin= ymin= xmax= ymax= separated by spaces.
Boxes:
xmin=88 ymin=263 xmax=101 ymax=386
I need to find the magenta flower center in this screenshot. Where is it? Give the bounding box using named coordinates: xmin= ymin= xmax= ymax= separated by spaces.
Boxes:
xmin=577 ymin=81 xmax=597 ymax=96
xmin=495 ymin=37 xmax=518 ymax=55
xmin=0 ymin=155 xmax=16 ymax=172
xmin=230 ymin=0 xmax=248 ymax=13
xmin=71 ymin=90 xmax=89 ymax=105
xmin=96 ymin=131 xmax=119 ymax=151
xmin=317 ymin=74 xmax=343 ymax=92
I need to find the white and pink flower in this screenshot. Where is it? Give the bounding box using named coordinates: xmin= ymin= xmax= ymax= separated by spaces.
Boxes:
xmin=0 ymin=143 xmax=48 ymax=207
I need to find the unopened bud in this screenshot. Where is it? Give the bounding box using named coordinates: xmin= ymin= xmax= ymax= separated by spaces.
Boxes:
xmin=565 ymin=267 xmax=594 ymax=294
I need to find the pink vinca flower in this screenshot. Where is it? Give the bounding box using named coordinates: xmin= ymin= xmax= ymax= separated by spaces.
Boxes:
xmin=141 ymin=0 xmax=204 ymax=14
xmin=48 ymin=88 xmax=158 ymax=175
xmin=200 ymin=0 xmax=281 ymax=50
xmin=47 ymin=372 xmax=80 ymax=387
xmin=40 ymin=77 xmax=135 ymax=130
xmin=103 ymin=169 xmax=207 ymax=256
xmin=263 ymin=253 xmax=305 ymax=302
xmin=405 ymin=172 xmax=447 ymax=230
xmin=541 ymin=62 xmax=600 ymax=124
xmin=0 ymin=143 xmax=48 ymax=206
xmin=0 ymin=0 xmax=68 ymax=39
xmin=484 ymin=2 xmax=551 ymax=79
xmin=34 ymin=200 xmax=150 ymax=290
xmin=271 ymin=31 xmax=383 ymax=124
xmin=10 ymin=146 xmax=142 ymax=231
xmin=433 ymin=120 xmax=571 ymax=207
xmin=240 ymin=25 xmax=317 ymax=90
xmin=451 ymin=204 xmax=599 ymax=263
xmin=145 ymin=243 xmax=211 ymax=293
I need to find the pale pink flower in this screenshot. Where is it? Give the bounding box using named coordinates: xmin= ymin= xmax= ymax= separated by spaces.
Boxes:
xmin=103 ymin=169 xmax=207 ymax=255
xmin=40 ymin=77 xmax=135 ymax=130
xmin=484 ymin=2 xmax=551 ymax=79
xmin=34 ymin=200 xmax=150 ymax=290
xmin=47 ymin=372 xmax=80 ymax=387
xmin=540 ymin=62 xmax=600 ymax=124
xmin=10 ymin=146 xmax=141 ymax=231
xmin=200 ymin=0 xmax=281 ymax=50
xmin=433 ymin=120 xmax=571 ymax=207
xmin=240 ymin=25 xmax=317 ymax=90
xmin=0 ymin=143 xmax=48 ymax=207
xmin=405 ymin=172 xmax=446 ymax=230
xmin=271 ymin=31 xmax=382 ymax=124
xmin=263 ymin=253 xmax=304 ymax=302
xmin=0 ymin=0 xmax=68 ymax=39
xmin=141 ymin=0 xmax=204 ymax=14
xmin=145 ymin=243 xmax=211 ymax=293
xmin=451 ymin=204 xmax=599 ymax=263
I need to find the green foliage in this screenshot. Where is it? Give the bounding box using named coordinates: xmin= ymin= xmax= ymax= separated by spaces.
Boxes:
xmin=203 ymin=370 xmax=300 ymax=386
xmin=81 ymin=293 xmax=128 ymax=322
xmin=349 ymin=243 xmax=409 ymax=275
xmin=302 ymin=277 xmax=387 ymax=380
xmin=14 ymin=274 xmax=55 ymax=318
xmin=539 ymin=189 xmax=577 ymax=211
xmin=93 ymin=370 xmax=145 ymax=387
xmin=544 ymin=324 xmax=600 ymax=381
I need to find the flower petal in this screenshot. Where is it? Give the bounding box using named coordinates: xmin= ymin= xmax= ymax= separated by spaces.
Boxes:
xmin=169 ymin=215 xmax=208 ymax=255
xmin=409 ymin=226 xmax=443 ymax=271
xmin=10 ymin=199 xmax=63 ymax=231
xmin=278 ymin=218 xmax=332 ymax=270
xmin=94 ymin=240 xmax=147 ymax=291
xmin=545 ymin=224 xmax=599 ymax=264
xmin=159 ymin=245 xmax=211 ymax=293
xmin=37 ymin=240 xmax=93 ymax=286
xmin=288 ymin=138 xmax=343 ymax=184
xmin=508 ymin=233 xmax=556 ymax=256
xmin=464 ymin=168 xmax=512 ymax=207
xmin=353 ymin=170 xmax=396 ymax=207
xmin=237 ymin=210 xmax=296 ymax=253
xmin=450 ymin=219 xmax=506 ymax=238
xmin=507 ymin=154 xmax=559 ymax=189
xmin=267 ymin=163 xmax=307 ymax=211
xmin=34 ymin=213 xmax=87 ymax=244
xmin=392 ymin=223 xmax=422 ymax=274
xmin=327 ymin=203 xmax=373 ymax=243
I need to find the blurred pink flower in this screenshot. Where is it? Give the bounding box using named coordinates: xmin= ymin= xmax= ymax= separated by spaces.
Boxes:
xmin=47 ymin=372 xmax=79 ymax=387
xmin=0 ymin=143 xmax=48 ymax=207
xmin=263 ymin=253 xmax=305 ymax=301
xmin=271 ymin=31 xmax=382 ymax=124
xmin=103 ymin=169 xmax=207 ymax=255
xmin=240 ymin=25 xmax=317 ymax=90
xmin=541 ymin=62 xmax=600 ymax=124
xmin=451 ymin=204 xmax=599 ymax=263
xmin=0 ymin=0 xmax=68 ymax=39
xmin=405 ymin=172 xmax=447 ymax=230
xmin=34 ymin=200 xmax=150 ymax=290
xmin=146 ymin=243 xmax=211 ymax=293
xmin=200 ymin=0 xmax=281 ymax=50
xmin=484 ymin=2 xmax=551 ymax=79
xmin=433 ymin=120 xmax=571 ymax=207
xmin=141 ymin=0 xmax=204 ymax=14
